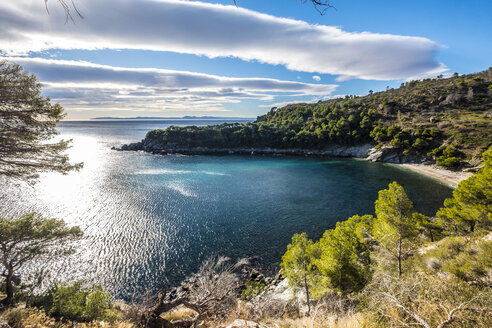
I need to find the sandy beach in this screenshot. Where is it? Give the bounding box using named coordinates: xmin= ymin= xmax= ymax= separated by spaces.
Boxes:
xmin=397 ymin=163 xmax=474 ymax=188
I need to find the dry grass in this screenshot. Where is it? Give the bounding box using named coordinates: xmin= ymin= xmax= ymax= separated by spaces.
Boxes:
xmin=264 ymin=312 xmax=374 ymax=328
xmin=0 ymin=307 xmax=135 ymax=328
xmin=160 ymin=305 xmax=198 ymax=322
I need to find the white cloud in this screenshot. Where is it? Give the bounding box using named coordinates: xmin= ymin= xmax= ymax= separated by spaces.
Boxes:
xmin=3 ymin=57 xmax=337 ymax=113
xmin=0 ymin=0 xmax=446 ymax=80
xmin=312 ymin=75 xmax=321 ymax=81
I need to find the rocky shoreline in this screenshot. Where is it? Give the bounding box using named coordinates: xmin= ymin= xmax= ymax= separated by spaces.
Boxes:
xmin=116 ymin=139 xmax=421 ymax=164
xmin=115 ymin=139 xmax=472 ymax=187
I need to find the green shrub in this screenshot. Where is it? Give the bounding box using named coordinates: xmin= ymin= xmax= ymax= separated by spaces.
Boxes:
xmin=437 ymin=156 xmax=462 ymax=167
xmin=241 ymin=281 xmax=266 ymax=301
xmin=435 ymin=145 xmax=464 ymax=167
xmin=29 ymin=282 xmax=118 ymax=322
xmin=420 ymin=236 xmax=492 ymax=283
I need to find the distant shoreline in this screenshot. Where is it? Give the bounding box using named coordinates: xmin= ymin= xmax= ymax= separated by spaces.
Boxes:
xmin=90 ymin=116 xmax=255 ymax=120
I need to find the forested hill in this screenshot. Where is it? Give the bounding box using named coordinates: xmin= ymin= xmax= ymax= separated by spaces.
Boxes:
xmin=124 ymin=68 xmax=492 ymax=168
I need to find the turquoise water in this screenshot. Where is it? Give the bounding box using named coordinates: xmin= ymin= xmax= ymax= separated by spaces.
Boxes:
xmin=0 ymin=120 xmax=452 ymax=300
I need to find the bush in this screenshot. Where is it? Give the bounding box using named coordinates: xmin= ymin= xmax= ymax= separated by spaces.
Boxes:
xmin=30 ymin=282 xmax=118 ymax=322
xmin=420 ymin=236 xmax=492 ymax=283
xmin=435 ymin=144 xmax=464 ymax=167
xmin=2 ymin=307 xmax=127 ymax=328
xmin=241 ymin=281 xmax=266 ymax=301
xmin=437 ymin=156 xmax=462 ymax=167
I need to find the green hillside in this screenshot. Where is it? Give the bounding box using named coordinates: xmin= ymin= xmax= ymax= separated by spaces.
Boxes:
xmin=141 ymin=68 xmax=492 ymax=168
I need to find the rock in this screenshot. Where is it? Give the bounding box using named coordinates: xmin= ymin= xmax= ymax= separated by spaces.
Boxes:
xmin=366 ymin=147 xmax=383 ymax=162
xmin=0 ymin=321 xmax=10 ymax=328
xmin=226 ymin=319 xmax=264 ymax=328
xmin=440 ymin=93 xmax=464 ymax=106
xmin=381 ymin=152 xmax=400 ymax=163
xmin=250 ymin=279 xmax=309 ymax=316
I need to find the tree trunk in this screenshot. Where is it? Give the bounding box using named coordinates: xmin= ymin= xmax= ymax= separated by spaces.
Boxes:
xmin=398 ymin=238 xmax=402 ymax=277
xmin=142 ymin=290 xmax=201 ymax=328
xmin=2 ymin=269 xmax=14 ymax=305
xmin=469 ymin=221 xmax=475 ymax=233
xmin=304 ymin=273 xmax=311 ymax=316
xmin=430 ymin=229 xmax=434 ymax=242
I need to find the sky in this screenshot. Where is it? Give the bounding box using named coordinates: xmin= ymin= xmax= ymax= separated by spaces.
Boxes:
xmin=0 ymin=0 xmax=490 ymax=119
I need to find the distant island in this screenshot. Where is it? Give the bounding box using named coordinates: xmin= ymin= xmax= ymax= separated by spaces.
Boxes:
xmin=91 ymin=116 xmax=254 ymax=120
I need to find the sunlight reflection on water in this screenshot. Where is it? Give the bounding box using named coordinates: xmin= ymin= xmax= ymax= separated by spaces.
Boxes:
xmin=0 ymin=120 xmax=453 ymax=300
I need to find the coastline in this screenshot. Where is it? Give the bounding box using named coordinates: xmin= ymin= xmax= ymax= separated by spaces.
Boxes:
xmin=395 ymin=163 xmax=473 ymax=188
xmin=117 ymin=141 xmax=476 ymax=188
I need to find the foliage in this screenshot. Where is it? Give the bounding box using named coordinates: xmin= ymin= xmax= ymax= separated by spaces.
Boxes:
xmin=1 ymin=307 xmax=130 ymax=328
xmin=0 ymin=60 xmax=82 ymax=183
xmin=315 ymin=215 xmax=373 ymax=294
xmin=413 ymin=212 xmax=444 ymax=242
xmin=28 ymin=282 xmax=118 ymax=322
xmin=241 ymin=281 xmax=266 ymax=301
xmin=0 ymin=213 xmax=83 ymax=305
xmin=437 ymin=146 xmax=492 ymax=233
xmin=141 ymin=68 xmax=492 ymax=166
xmin=280 ymin=232 xmax=320 ymax=315
xmin=417 ymin=236 xmax=492 ymax=283
xmin=431 ymin=144 xmax=465 ymax=168
xmin=373 ymin=182 xmax=418 ymax=276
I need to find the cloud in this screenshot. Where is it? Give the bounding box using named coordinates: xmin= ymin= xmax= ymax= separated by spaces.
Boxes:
xmin=312 ymin=75 xmax=321 ymax=81
xmin=3 ymin=57 xmax=337 ymax=113
xmin=0 ymin=0 xmax=446 ymax=80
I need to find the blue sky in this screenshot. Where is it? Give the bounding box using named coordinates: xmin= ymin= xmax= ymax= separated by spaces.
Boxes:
xmin=0 ymin=0 xmax=490 ymax=119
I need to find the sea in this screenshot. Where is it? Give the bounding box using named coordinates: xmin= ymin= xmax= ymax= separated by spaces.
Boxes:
xmin=0 ymin=119 xmax=453 ymax=300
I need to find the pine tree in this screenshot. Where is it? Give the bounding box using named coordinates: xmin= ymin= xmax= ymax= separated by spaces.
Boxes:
xmin=437 ymin=147 xmax=492 ymax=233
xmin=316 ymin=215 xmax=373 ymax=293
xmin=373 ymin=182 xmax=418 ymax=276
xmin=0 ymin=213 xmax=83 ymax=305
xmin=280 ymin=233 xmax=320 ymax=316
xmin=0 ymin=60 xmax=82 ymax=183
xmin=413 ymin=213 xmax=443 ymax=242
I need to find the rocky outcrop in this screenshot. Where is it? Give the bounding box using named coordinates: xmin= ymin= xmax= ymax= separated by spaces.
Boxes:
xmin=117 ymin=140 xmax=375 ymax=158
xmin=116 ymin=140 xmax=428 ymax=164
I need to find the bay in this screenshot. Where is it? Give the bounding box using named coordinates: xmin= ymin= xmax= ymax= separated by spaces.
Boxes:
xmin=0 ymin=119 xmax=452 ymax=300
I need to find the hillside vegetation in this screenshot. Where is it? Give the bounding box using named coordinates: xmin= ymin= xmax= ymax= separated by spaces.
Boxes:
xmin=141 ymin=68 xmax=492 ymax=168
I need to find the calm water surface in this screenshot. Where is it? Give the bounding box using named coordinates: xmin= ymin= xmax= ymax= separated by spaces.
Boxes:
xmin=0 ymin=120 xmax=452 ymax=300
